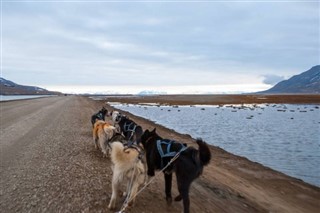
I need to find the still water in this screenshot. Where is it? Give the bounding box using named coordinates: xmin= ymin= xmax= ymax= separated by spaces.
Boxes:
xmin=110 ymin=103 xmax=320 ymax=187
xmin=0 ymin=95 xmax=54 ymax=101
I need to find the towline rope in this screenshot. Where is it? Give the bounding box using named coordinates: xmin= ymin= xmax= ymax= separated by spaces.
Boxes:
xmin=117 ymin=146 xmax=188 ymax=213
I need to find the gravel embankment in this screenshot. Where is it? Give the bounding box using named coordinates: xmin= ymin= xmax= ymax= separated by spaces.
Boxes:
xmin=1 ymin=96 xmax=319 ymax=213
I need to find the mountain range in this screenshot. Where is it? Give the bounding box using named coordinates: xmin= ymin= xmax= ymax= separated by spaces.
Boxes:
xmin=1 ymin=65 xmax=319 ymax=95
xmin=259 ymin=65 xmax=320 ymax=94
xmin=0 ymin=78 xmax=61 ymax=95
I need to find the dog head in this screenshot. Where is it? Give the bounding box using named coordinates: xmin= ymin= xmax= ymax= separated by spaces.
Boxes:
xmin=141 ymin=128 xmax=157 ymax=147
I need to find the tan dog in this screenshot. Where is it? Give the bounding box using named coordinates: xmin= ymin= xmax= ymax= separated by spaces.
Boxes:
xmin=93 ymin=120 xmax=117 ymax=157
xmin=108 ymin=142 xmax=146 ymax=210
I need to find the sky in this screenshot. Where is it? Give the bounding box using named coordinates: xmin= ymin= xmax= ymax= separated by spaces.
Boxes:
xmin=1 ymin=0 xmax=319 ymax=94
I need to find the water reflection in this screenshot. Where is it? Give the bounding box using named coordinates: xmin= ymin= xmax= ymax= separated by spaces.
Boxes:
xmin=111 ymin=103 xmax=320 ymax=187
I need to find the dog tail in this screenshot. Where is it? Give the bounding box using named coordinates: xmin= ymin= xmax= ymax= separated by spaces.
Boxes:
xmin=196 ymin=138 xmax=211 ymax=166
xmin=111 ymin=141 xmax=138 ymax=165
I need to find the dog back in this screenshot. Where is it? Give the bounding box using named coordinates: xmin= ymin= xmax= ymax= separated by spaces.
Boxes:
xmin=111 ymin=142 xmax=145 ymax=174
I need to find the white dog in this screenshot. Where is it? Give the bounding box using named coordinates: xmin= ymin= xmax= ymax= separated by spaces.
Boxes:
xmin=111 ymin=110 xmax=122 ymax=133
xmin=108 ymin=142 xmax=146 ymax=210
xmin=111 ymin=111 xmax=120 ymax=124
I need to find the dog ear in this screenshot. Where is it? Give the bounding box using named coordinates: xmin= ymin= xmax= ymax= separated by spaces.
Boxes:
xmin=151 ymin=128 xmax=156 ymax=133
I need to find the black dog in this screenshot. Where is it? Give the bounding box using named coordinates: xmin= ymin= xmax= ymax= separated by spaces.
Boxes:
xmin=140 ymin=128 xmax=211 ymax=213
xmin=91 ymin=107 xmax=108 ymax=126
xmin=117 ymin=114 xmax=143 ymax=145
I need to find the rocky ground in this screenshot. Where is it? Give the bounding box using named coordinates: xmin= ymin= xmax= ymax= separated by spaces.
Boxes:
xmin=1 ymin=95 xmax=319 ymax=213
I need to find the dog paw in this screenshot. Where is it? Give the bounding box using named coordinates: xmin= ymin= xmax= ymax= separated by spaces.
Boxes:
xmin=108 ymin=203 xmax=115 ymax=210
xmin=128 ymin=200 xmax=134 ymax=206
xmin=174 ymin=195 xmax=182 ymax=201
xmin=166 ymin=196 xmax=172 ymax=205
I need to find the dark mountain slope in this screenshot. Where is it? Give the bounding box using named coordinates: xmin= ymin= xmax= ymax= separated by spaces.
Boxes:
xmin=260 ymin=65 xmax=320 ymax=94
xmin=0 ymin=78 xmax=61 ymax=95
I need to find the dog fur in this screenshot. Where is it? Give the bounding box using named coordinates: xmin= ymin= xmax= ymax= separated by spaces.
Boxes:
xmin=111 ymin=110 xmax=121 ymax=124
xmin=110 ymin=111 xmax=122 ymax=133
xmin=117 ymin=115 xmax=143 ymax=145
xmin=92 ymin=120 xmax=117 ymax=157
xmin=140 ymin=128 xmax=211 ymax=213
xmin=91 ymin=107 xmax=108 ymax=126
xmin=108 ymin=142 xmax=146 ymax=210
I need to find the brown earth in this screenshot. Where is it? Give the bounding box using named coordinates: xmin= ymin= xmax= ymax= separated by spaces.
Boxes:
xmin=103 ymin=94 xmax=320 ymax=105
xmin=0 ymin=95 xmax=319 ymax=213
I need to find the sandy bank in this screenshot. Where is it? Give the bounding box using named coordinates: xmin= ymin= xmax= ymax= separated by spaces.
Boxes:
xmin=101 ymin=95 xmax=320 ymax=213
xmin=1 ymin=96 xmax=319 ymax=213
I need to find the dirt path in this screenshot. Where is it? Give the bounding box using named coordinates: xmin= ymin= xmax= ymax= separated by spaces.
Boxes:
xmin=0 ymin=96 xmax=319 ymax=213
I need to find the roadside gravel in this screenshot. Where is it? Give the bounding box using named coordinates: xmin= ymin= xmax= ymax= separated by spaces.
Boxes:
xmin=1 ymin=96 xmax=319 ymax=213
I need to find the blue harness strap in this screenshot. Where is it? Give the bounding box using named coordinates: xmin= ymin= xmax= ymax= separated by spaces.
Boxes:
xmin=124 ymin=122 xmax=137 ymax=142
xmin=156 ymin=140 xmax=187 ymax=169
xmin=96 ymin=112 xmax=104 ymax=120
xmin=124 ymin=122 xmax=136 ymax=132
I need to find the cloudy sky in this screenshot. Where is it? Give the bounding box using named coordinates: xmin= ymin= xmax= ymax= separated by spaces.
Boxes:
xmin=1 ymin=1 xmax=319 ymax=94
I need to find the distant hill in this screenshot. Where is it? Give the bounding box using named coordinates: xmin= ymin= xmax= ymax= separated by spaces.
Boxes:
xmin=259 ymin=65 xmax=320 ymax=94
xmin=0 ymin=78 xmax=61 ymax=95
xmin=138 ymin=90 xmax=167 ymax=95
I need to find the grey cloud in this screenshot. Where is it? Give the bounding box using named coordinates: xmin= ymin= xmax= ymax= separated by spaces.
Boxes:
xmin=2 ymin=1 xmax=319 ymax=91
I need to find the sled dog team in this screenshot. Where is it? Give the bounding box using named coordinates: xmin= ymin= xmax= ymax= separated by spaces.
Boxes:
xmin=91 ymin=106 xmax=212 ymax=213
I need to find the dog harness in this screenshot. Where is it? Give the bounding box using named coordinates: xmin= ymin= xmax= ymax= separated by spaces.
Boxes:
xmin=96 ymin=112 xmax=105 ymax=120
xmin=124 ymin=121 xmax=137 ymax=141
xmin=124 ymin=144 xmax=145 ymax=160
xmin=124 ymin=122 xmax=136 ymax=132
xmin=156 ymin=140 xmax=187 ymax=169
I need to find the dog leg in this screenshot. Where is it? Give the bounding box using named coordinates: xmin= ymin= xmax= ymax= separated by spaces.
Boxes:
xmin=106 ymin=145 xmax=111 ymax=157
xmin=108 ymin=170 xmax=120 ymax=210
xmin=123 ymin=179 xmax=130 ymax=198
xmin=146 ymin=155 xmax=155 ymax=176
xmin=127 ymin=178 xmax=139 ymax=207
xmin=99 ymin=134 xmax=107 ymax=157
xmin=164 ymin=173 xmax=173 ymax=205
xmin=176 ymin=175 xmax=191 ymax=213
xmin=174 ymin=179 xmax=182 ymax=201
xmin=105 ymin=142 xmax=110 ymax=157
xmin=93 ymin=129 xmax=99 ymax=150
xmin=181 ymin=188 xmax=190 ymax=213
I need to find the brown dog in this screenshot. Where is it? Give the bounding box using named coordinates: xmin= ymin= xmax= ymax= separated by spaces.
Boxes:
xmin=93 ymin=120 xmax=117 ymax=157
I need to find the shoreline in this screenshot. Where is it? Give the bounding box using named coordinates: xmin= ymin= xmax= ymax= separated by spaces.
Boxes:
xmin=104 ymin=101 xmax=319 ymax=187
xmin=98 ymin=95 xmax=320 ymax=212
xmin=100 ymin=97 xmax=320 ymax=212
xmin=1 ymin=96 xmax=319 ymax=212
xmin=107 ymin=101 xmax=319 ymax=187
xmin=102 ymin=94 xmax=320 ymax=105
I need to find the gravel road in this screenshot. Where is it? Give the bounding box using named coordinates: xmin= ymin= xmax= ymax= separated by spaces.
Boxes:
xmin=1 ymin=96 xmax=113 ymax=212
xmin=1 ymin=96 xmax=319 ymax=213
